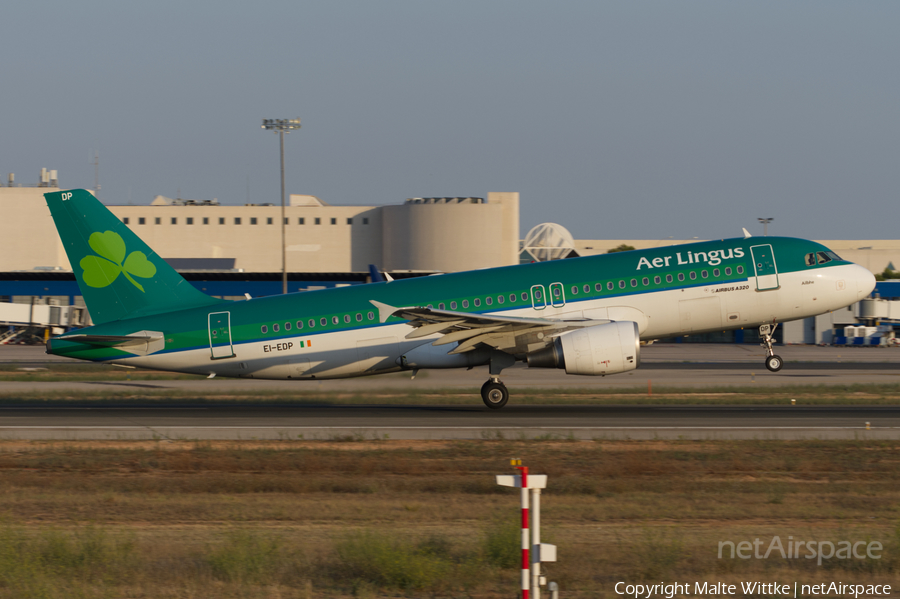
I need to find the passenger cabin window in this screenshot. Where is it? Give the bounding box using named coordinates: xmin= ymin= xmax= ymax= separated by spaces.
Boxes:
xmin=486 ymin=297 xmax=493 ymax=305
xmin=583 ymin=284 xmax=590 ymax=293
xmin=296 ymin=321 xmax=304 ymax=329
xmin=570 ymin=286 xmax=578 ymax=295
xmin=654 ymin=276 xmax=661 ymax=284
xmin=450 ymin=301 xmax=457 ymax=309
xmin=308 ymin=319 xmax=315 ymax=328
xmin=474 ymin=298 xmax=481 ymax=307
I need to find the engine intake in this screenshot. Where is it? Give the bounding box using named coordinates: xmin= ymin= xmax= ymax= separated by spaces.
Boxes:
xmin=527 ymin=321 xmax=640 ymax=376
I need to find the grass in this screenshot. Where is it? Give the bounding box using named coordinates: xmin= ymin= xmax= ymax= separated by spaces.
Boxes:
xmin=0 ymin=440 xmax=896 ymax=596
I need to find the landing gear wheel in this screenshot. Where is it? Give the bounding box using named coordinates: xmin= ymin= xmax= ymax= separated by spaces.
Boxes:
xmin=481 ymin=379 xmax=509 ymax=410
xmin=759 ymin=323 xmax=784 ymax=373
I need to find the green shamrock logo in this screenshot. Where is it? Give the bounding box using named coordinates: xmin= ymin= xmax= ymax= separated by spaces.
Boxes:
xmin=79 ymin=231 xmax=157 ymax=292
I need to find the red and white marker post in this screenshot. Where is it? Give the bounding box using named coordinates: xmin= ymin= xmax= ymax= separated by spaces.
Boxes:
xmin=497 ymin=459 xmax=557 ymax=599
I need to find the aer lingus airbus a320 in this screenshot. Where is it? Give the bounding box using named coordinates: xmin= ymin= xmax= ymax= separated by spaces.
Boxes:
xmin=45 ymin=189 xmax=875 ymax=409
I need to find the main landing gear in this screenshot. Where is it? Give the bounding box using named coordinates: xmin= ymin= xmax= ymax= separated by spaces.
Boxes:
xmin=481 ymin=377 xmax=509 ymax=409
xmin=759 ymin=323 xmax=783 ymax=372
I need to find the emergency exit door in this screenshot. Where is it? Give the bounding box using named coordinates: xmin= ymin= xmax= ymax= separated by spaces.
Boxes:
xmin=208 ymin=311 xmax=235 ymax=359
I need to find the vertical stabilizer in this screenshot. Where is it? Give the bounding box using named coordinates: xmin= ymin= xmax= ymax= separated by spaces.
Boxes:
xmin=45 ymin=189 xmax=224 ymax=324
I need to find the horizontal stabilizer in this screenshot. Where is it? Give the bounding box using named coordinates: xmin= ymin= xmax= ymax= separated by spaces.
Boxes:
xmin=61 ymin=334 xmax=159 ymax=346
xmin=51 ymin=331 xmax=165 ymax=356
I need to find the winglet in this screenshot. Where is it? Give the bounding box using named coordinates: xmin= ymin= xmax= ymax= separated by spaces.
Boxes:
xmin=369 ymin=300 xmax=400 ymax=323
xmin=742 ymin=227 xmax=752 ymax=239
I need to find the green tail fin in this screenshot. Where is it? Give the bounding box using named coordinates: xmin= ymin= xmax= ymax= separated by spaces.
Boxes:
xmin=45 ymin=189 xmax=224 ymax=324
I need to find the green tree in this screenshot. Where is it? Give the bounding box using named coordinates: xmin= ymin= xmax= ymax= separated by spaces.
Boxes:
xmin=607 ymin=244 xmax=636 ymax=254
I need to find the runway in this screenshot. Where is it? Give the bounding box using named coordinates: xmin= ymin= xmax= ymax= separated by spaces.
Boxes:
xmin=0 ymin=404 xmax=894 ymax=441
xmin=0 ymin=344 xmax=898 ymax=440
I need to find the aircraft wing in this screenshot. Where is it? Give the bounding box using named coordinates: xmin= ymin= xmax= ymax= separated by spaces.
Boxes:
xmin=370 ymin=301 xmax=609 ymax=355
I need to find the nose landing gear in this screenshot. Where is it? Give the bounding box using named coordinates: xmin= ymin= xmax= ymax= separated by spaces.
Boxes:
xmin=759 ymin=323 xmax=783 ymax=372
xmin=481 ymin=377 xmax=509 ymax=409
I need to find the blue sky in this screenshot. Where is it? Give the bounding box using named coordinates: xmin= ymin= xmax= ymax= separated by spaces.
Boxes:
xmin=3 ymin=1 xmax=898 ymax=240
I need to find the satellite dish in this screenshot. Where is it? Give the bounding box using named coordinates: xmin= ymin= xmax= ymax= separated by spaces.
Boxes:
xmin=522 ymin=223 xmax=575 ymax=262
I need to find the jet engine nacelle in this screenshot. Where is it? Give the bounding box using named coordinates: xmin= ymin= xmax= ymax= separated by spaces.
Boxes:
xmin=527 ymin=321 xmax=640 ymax=376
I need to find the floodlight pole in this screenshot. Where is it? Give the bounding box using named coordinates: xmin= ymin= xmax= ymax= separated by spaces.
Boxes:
xmin=261 ymin=118 xmax=301 ymax=294
xmin=758 ymin=217 xmax=773 ymax=237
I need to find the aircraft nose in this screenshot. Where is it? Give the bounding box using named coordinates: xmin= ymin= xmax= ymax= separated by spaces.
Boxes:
xmin=854 ymin=264 xmax=876 ymax=299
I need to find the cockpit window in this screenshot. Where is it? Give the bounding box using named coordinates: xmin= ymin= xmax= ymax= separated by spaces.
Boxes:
xmin=805 ymin=253 xmax=816 ymax=266
xmin=816 ymin=251 xmax=832 ymax=265
xmin=825 ymin=251 xmax=842 ymax=261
